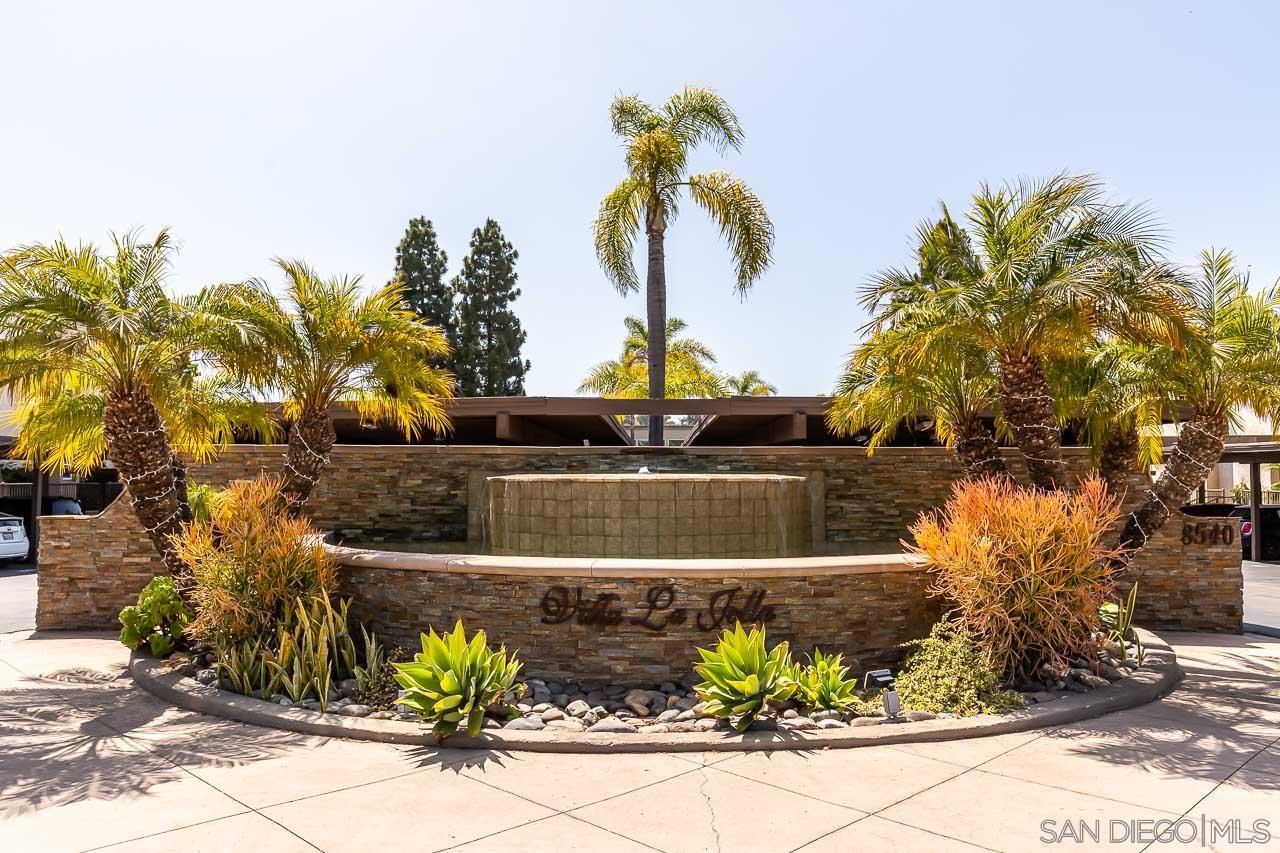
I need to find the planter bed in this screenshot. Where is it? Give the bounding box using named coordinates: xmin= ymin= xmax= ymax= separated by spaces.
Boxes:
xmin=130 ymin=627 xmax=1181 ymax=754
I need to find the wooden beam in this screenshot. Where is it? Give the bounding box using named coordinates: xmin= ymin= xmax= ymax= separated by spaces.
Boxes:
xmin=742 ymin=412 xmax=808 ymax=445
xmin=495 ymin=411 xmax=524 ymax=442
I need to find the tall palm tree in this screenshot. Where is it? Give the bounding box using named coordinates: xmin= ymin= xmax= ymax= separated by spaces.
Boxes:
xmin=861 ymin=175 xmax=1184 ymax=490
xmin=725 ymin=369 xmax=777 ymax=396
xmin=593 ymin=85 xmax=774 ymax=445
xmin=1115 ymin=250 xmax=1280 ymax=558
xmin=579 ymin=316 xmax=723 ymax=399
xmin=209 ymin=259 xmax=454 ymax=513
xmin=0 ymin=229 xmax=271 ymax=578
xmin=829 ymin=327 xmax=1009 ymax=480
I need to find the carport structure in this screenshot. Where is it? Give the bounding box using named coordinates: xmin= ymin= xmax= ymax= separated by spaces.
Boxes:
xmin=1216 ymin=441 xmax=1280 ymax=561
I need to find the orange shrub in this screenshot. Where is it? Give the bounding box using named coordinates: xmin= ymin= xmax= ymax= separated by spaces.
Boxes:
xmin=908 ymin=475 xmax=1122 ymax=683
xmin=175 ymin=475 xmax=336 ymax=649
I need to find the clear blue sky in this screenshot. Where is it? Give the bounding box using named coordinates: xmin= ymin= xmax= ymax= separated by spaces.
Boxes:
xmin=3 ymin=1 xmax=1277 ymax=395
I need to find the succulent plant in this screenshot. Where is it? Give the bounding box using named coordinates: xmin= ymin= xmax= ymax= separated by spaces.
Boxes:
xmin=118 ymin=576 xmax=191 ymax=657
xmin=792 ymin=649 xmax=859 ymax=713
xmin=392 ymin=621 xmax=523 ymax=739
xmin=693 ymin=621 xmax=796 ymax=732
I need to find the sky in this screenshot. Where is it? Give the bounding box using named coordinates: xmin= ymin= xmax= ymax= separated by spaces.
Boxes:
xmin=3 ymin=1 xmax=1278 ymax=396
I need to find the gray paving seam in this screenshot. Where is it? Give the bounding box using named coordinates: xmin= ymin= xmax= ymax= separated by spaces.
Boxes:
xmin=1136 ymin=731 xmax=1280 ymax=853
xmin=0 ymin=662 xmax=328 ymax=853
xmin=785 ymin=728 xmax=1050 ymax=853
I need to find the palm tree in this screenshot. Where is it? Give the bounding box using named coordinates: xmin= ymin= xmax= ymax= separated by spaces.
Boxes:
xmin=0 ymin=230 xmax=271 ymax=578
xmin=209 ymin=259 xmax=454 ymax=513
xmin=725 ymin=370 xmax=777 ymax=396
xmin=1115 ymin=250 xmax=1280 ymax=558
xmin=1046 ymin=345 xmax=1166 ymax=498
xmin=829 ymin=327 xmax=1009 ymax=480
xmin=861 ymin=175 xmax=1184 ymax=490
xmin=579 ymin=316 xmax=723 ymax=399
xmin=593 ymin=86 xmax=774 ymax=445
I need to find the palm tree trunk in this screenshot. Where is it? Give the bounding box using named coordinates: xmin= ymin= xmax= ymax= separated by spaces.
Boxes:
xmin=953 ymin=416 xmax=1010 ymax=481
xmin=170 ymin=450 xmax=192 ymax=524
xmin=1097 ymin=425 xmax=1140 ymax=500
xmin=103 ymin=385 xmax=189 ymax=580
xmin=1116 ymin=409 xmax=1226 ymax=561
xmin=645 ymin=206 xmax=667 ymax=447
xmin=996 ymin=351 xmax=1066 ymax=490
xmin=282 ymin=407 xmax=336 ymax=515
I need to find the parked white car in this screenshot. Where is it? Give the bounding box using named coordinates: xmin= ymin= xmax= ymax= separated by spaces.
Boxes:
xmin=0 ymin=513 xmax=29 ymax=562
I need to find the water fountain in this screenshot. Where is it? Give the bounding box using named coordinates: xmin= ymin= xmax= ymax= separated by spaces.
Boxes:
xmin=482 ymin=472 xmax=811 ymax=558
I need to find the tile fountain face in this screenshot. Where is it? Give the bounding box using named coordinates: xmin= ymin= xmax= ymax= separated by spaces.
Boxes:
xmin=482 ymin=472 xmax=811 ymax=558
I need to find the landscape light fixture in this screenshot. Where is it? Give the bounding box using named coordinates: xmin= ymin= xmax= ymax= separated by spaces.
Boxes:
xmin=863 ymin=669 xmax=902 ymax=720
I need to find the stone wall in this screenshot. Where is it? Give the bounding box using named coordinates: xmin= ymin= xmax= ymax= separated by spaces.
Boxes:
xmin=34 ymin=443 xmax=1244 ymax=635
xmin=186 ymin=444 xmax=1049 ymax=546
xmin=1126 ymin=513 xmax=1242 ymax=633
xmin=36 ymin=494 xmax=161 ymax=630
xmin=338 ymin=563 xmax=941 ymax=682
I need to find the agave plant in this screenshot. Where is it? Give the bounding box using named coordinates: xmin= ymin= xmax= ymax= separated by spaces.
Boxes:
xmin=693 ymin=622 xmax=796 ymax=732
xmin=392 ymin=621 xmax=523 ymax=739
xmin=791 ymin=649 xmax=859 ymax=714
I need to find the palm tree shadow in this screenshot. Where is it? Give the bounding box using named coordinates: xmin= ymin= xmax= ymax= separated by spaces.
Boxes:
xmin=0 ymin=676 xmax=310 ymax=815
xmin=1043 ymin=640 xmax=1280 ymax=787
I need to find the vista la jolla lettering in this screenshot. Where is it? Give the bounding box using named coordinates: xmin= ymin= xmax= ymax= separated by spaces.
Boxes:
xmin=539 ymin=584 xmax=777 ymax=632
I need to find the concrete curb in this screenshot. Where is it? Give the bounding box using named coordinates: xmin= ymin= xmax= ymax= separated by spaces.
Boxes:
xmin=130 ymin=627 xmax=1181 ymax=754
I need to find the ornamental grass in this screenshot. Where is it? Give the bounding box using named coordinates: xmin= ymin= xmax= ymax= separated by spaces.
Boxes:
xmin=907 ymin=475 xmax=1123 ymax=683
xmin=175 ymin=475 xmax=336 ymax=649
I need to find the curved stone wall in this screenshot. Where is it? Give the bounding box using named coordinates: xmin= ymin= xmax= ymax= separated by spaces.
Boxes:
xmin=329 ymin=544 xmax=941 ymax=682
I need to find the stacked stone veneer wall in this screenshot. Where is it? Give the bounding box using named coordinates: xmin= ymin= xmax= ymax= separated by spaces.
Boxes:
xmin=37 ymin=494 xmax=162 ymax=630
xmin=35 ymin=443 xmax=1243 ymax=635
xmin=338 ymin=563 xmax=941 ymax=682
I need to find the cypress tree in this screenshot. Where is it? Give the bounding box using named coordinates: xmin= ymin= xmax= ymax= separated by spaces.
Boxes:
xmin=451 ymin=219 xmax=531 ymax=396
xmin=391 ymin=217 xmax=453 ymax=347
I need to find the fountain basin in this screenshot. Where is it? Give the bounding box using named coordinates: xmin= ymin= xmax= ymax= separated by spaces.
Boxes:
xmin=482 ymin=473 xmax=812 ymax=559
xmin=327 ymin=543 xmax=937 ymax=682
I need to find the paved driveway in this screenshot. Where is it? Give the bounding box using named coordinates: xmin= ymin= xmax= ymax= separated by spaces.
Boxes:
xmin=1 ymin=630 xmax=1278 ymax=852
xmin=0 ymin=564 xmax=35 ymax=633
xmin=1244 ymin=560 xmax=1280 ymax=632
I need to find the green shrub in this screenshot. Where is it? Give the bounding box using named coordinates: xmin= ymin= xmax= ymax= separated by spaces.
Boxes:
xmin=176 ymin=475 xmax=336 ymax=650
xmin=186 ymin=481 xmax=224 ymax=523
xmin=895 ymin=622 xmax=1024 ymax=716
xmin=265 ymin=596 xmax=358 ymax=709
xmin=693 ymin=622 xmax=796 ymax=731
xmin=909 ymin=475 xmax=1121 ymax=681
xmin=393 ymin=621 xmax=523 ymax=739
xmin=118 ymin=577 xmax=191 ymax=657
xmin=792 ymin=649 xmax=859 ymax=713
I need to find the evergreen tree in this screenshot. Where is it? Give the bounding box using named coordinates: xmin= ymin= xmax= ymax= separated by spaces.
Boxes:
xmin=392 ymin=217 xmax=453 ymax=345
xmin=451 ymin=219 xmax=530 ymax=396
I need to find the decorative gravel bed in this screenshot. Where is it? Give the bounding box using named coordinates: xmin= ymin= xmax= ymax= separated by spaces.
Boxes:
xmin=133 ymin=628 xmax=1180 ymax=753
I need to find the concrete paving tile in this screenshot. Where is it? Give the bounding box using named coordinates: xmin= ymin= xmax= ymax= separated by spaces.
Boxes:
xmin=671 ymin=749 xmax=748 ymax=767
xmin=447 ymin=813 xmax=654 ymax=852
xmin=1042 ymin=706 xmax=1275 ymax=767
xmin=794 ymin=814 xmax=989 ymax=852
xmin=0 ymin=732 xmax=246 ymax=852
xmin=1159 ymin=770 xmax=1280 ymax=851
xmin=262 ymin=769 xmax=553 ymax=852
xmin=94 ymin=811 xmax=318 ymax=853
xmin=157 ymin=728 xmax=439 ymax=809
xmin=571 ymin=764 xmax=863 ymax=853
xmin=888 ymin=730 xmax=1044 ymax=767
xmin=880 ymin=769 xmax=1172 ymax=852
xmin=981 ymin=735 xmax=1236 ymax=813
xmin=456 ymin=750 xmax=695 ymax=811
xmin=1240 ymin=745 xmax=1280 ymax=778
xmin=712 ymin=744 xmax=966 ymax=812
